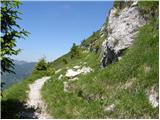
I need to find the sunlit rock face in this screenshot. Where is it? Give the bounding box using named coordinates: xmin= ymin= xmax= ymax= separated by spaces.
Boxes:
xmin=65 ymin=66 xmax=93 ymax=79
xmin=101 ymin=1 xmax=146 ymax=67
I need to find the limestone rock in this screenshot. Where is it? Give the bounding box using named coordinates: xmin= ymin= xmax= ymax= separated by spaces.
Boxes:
xmin=104 ymin=104 xmax=115 ymax=112
xmin=101 ymin=3 xmax=146 ymax=67
xmin=65 ymin=69 xmax=81 ymax=78
xmin=65 ymin=66 xmax=93 ymax=79
xmin=63 ymin=81 xmax=69 ymax=92
xmin=147 ymin=87 xmax=159 ymax=108
xmin=80 ymin=66 xmax=93 ymax=74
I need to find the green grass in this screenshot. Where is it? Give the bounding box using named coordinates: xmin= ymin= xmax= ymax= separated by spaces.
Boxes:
xmin=81 ymin=30 xmax=100 ymax=47
xmin=138 ymin=1 xmax=159 ymax=20
xmin=42 ymin=19 xmax=159 ymax=118
xmin=81 ymin=29 xmax=106 ymax=54
xmin=50 ymin=48 xmax=100 ymax=71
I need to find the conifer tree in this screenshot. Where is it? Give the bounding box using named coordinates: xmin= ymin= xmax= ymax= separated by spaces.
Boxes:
xmin=1 ymin=1 xmax=29 ymax=73
xmin=35 ymin=58 xmax=48 ymax=71
xmin=70 ymin=43 xmax=80 ymax=59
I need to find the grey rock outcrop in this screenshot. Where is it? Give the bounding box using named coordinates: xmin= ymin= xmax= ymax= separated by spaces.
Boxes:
xmin=101 ymin=1 xmax=146 ymax=67
xmin=147 ymin=87 xmax=159 ymax=108
xmin=65 ymin=66 xmax=93 ymax=79
xmin=104 ymin=104 xmax=115 ymax=112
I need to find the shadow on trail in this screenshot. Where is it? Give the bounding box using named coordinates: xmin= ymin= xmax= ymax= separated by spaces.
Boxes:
xmin=1 ymin=99 xmax=37 ymax=119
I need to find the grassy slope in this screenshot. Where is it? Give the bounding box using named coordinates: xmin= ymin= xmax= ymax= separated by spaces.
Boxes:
xmin=1 ymin=1 xmax=158 ymax=119
xmin=42 ymin=19 xmax=159 ymax=118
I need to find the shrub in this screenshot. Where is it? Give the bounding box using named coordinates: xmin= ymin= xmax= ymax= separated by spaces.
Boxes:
xmin=62 ymin=58 xmax=68 ymax=64
xmin=34 ymin=58 xmax=48 ymax=71
xmin=47 ymin=67 xmax=55 ymax=76
xmin=70 ymin=43 xmax=80 ymax=59
xmin=113 ymin=1 xmax=126 ymax=9
xmin=95 ymin=45 xmax=100 ymax=53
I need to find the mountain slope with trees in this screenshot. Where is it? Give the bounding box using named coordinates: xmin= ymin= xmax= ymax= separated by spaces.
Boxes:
xmin=42 ymin=1 xmax=159 ymax=118
xmin=1 ymin=1 xmax=159 ymax=119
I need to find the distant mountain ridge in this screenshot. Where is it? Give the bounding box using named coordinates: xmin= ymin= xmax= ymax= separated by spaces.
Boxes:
xmin=2 ymin=60 xmax=36 ymax=89
xmin=14 ymin=60 xmax=32 ymax=65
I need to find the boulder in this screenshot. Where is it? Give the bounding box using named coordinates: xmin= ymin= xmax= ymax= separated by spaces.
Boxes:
xmin=104 ymin=104 xmax=115 ymax=112
xmin=65 ymin=66 xmax=93 ymax=79
xmin=65 ymin=69 xmax=81 ymax=78
xmin=147 ymin=87 xmax=159 ymax=108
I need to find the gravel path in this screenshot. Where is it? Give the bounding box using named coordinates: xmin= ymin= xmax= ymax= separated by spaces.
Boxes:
xmin=20 ymin=76 xmax=52 ymax=119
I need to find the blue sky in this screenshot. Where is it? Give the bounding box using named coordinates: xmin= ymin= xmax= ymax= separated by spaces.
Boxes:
xmin=12 ymin=1 xmax=113 ymax=62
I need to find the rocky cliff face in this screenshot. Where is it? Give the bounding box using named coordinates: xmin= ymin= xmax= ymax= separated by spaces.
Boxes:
xmin=101 ymin=1 xmax=147 ymax=67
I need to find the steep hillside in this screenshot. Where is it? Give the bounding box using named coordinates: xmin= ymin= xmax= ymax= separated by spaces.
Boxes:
xmin=1 ymin=1 xmax=159 ymax=119
xmin=41 ymin=1 xmax=159 ymax=118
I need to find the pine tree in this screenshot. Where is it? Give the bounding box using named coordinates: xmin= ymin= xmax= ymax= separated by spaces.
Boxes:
xmin=62 ymin=58 xmax=68 ymax=64
xmin=70 ymin=43 xmax=80 ymax=59
xmin=1 ymin=1 xmax=29 ymax=73
xmin=35 ymin=58 xmax=48 ymax=71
